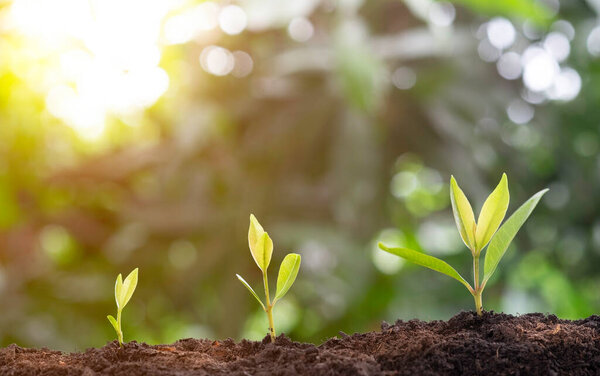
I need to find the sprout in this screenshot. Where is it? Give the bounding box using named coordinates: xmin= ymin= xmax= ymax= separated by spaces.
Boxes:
xmin=379 ymin=174 xmax=547 ymax=315
xmin=236 ymin=214 xmax=301 ymax=342
xmin=107 ymin=268 xmax=139 ymax=347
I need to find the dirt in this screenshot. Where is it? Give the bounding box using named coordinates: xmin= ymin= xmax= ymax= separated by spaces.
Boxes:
xmin=2 ymin=311 xmax=600 ymax=375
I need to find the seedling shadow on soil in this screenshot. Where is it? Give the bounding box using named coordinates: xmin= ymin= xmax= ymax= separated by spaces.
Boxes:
xmin=2 ymin=311 xmax=600 ymax=376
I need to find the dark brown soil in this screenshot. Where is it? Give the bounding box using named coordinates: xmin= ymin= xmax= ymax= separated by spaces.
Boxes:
xmin=2 ymin=311 xmax=600 ymax=375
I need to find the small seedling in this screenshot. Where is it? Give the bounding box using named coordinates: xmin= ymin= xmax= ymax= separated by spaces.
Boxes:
xmin=379 ymin=174 xmax=547 ymax=315
xmin=236 ymin=214 xmax=301 ymax=342
xmin=107 ymin=268 xmax=139 ymax=347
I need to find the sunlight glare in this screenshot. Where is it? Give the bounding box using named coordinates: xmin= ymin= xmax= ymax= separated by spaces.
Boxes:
xmin=164 ymin=2 xmax=219 ymax=45
xmin=7 ymin=0 xmax=176 ymax=140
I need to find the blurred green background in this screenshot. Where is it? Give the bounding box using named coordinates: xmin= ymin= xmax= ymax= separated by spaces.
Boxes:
xmin=0 ymin=0 xmax=599 ymax=351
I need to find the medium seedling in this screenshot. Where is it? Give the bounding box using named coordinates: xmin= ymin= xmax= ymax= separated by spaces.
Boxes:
xmin=107 ymin=268 xmax=139 ymax=347
xmin=236 ymin=214 xmax=301 ymax=342
xmin=379 ymin=174 xmax=547 ymax=315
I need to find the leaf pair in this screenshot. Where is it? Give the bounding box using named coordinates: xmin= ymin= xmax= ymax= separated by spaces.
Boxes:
xmin=450 ymin=173 xmax=509 ymax=254
xmin=236 ymin=253 xmax=301 ymax=309
xmin=114 ymin=268 xmax=139 ymax=310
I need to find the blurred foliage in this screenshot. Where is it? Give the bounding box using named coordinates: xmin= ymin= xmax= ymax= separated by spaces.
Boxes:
xmin=0 ymin=0 xmax=599 ymax=352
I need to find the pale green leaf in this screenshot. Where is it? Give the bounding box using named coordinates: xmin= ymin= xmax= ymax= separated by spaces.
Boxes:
xmin=114 ymin=274 xmax=123 ymax=309
xmin=107 ymin=315 xmax=119 ymax=333
xmin=475 ymin=173 xmax=510 ymax=252
xmin=450 ymin=176 xmax=477 ymax=251
xmin=248 ymin=214 xmax=273 ymax=272
xmin=482 ymin=189 xmax=548 ymax=286
xmin=236 ymin=274 xmax=266 ymax=311
xmin=274 ymin=253 xmax=301 ymax=303
xmin=379 ymin=243 xmax=473 ymax=293
xmin=118 ymin=268 xmax=138 ymax=309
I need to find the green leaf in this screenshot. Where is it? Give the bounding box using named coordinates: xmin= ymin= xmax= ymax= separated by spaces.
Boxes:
xmin=118 ymin=268 xmax=138 ymax=309
xmin=475 ymin=173 xmax=510 ymax=252
xmin=451 ymin=0 xmax=553 ymax=26
xmin=114 ymin=273 xmax=123 ymax=309
xmin=378 ymin=243 xmax=473 ymax=293
xmin=107 ymin=315 xmax=119 ymax=333
xmin=236 ymin=274 xmax=266 ymax=311
xmin=248 ymin=214 xmax=273 ymax=272
xmin=482 ymin=188 xmax=548 ymax=286
xmin=450 ymin=176 xmax=477 ymax=251
xmin=274 ymin=253 xmax=301 ymax=303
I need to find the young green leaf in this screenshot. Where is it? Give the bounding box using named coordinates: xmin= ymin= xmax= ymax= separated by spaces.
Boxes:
xmin=475 ymin=173 xmax=510 ymax=252
xmin=236 ymin=274 xmax=266 ymax=311
xmin=450 ymin=176 xmax=477 ymax=251
xmin=378 ymin=243 xmax=473 ymax=293
xmin=274 ymin=253 xmax=301 ymax=303
xmin=248 ymin=214 xmax=273 ymax=272
xmin=114 ymin=274 xmax=123 ymax=308
xmin=107 ymin=315 xmax=119 ymax=333
xmin=118 ymin=268 xmax=138 ymax=309
xmin=482 ymin=188 xmax=548 ymax=286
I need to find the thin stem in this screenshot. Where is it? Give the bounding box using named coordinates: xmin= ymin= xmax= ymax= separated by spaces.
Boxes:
xmin=473 ymin=255 xmax=480 ymax=291
xmin=473 ymin=255 xmax=483 ymax=316
xmin=263 ymin=271 xmax=276 ymax=342
xmin=266 ymin=306 xmax=276 ymax=342
xmin=117 ymin=310 xmax=123 ymax=347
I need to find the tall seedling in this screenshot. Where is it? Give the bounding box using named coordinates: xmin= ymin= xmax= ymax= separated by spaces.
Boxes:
xmin=236 ymin=214 xmax=301 ymax=342
xmin=379 ymin=174 xmax=547 ymax=315
xmin=107 ymin=268 xmax=139 ymax=347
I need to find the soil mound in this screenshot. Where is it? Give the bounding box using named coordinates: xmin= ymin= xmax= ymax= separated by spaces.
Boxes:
xmin=2 ymin=311 xmax=599 ymax=375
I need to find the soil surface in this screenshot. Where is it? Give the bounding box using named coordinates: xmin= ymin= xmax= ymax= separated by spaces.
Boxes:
xmin=2 ymin=311 xmax=600 ymax=375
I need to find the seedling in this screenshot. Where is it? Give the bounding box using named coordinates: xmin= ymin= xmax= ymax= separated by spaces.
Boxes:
xmin=379 ymin=174 xmax=547 ymax=315
xmin=236 ymin=214 xmax=301 ymax=342
xmin=107 ymin=268 xmax=139 ymax=347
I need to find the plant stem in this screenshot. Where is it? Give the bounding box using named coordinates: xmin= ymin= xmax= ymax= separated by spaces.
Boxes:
xmin=117 ymin=310 xmax=123 ymax=347
xmin=474 ymin=292 xmax=483 ymax=316
xmin=266 ymin=305 xmax=276 ymax=342
xmin=473 ymin=255 xmax=483 ymax=316
xmin=263 ymin=271 xmax=276 ymax=342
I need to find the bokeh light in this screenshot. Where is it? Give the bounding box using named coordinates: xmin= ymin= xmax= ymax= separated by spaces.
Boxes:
xmin=200 ymin=46 xmax=235 ymax=76
xmin=391 ymin=67 xmax=417 ymax=90
xmin=486 ymin=18 xmax=516 ymax=50
xmin=288 ymin=17 xmax=314 ymax=42
xmin=218 ymin=5 xmax=247 ymax=35
xmin=543 ymin=32 xmax=570 ymax=62
xmin=586 ymin=26 xmax=600 ymax=56
xmin=522 ymin=46 xmax=559 ymax=92
xmin=428 ymin=1 xmax=455 ymax=27
xmin=507 ymin=99 xmax=534 ymax=124
xmin=546 ymin=67 xmax=581 ymax=101
xmin=497 ymin=52 xmax=522 ymax=80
